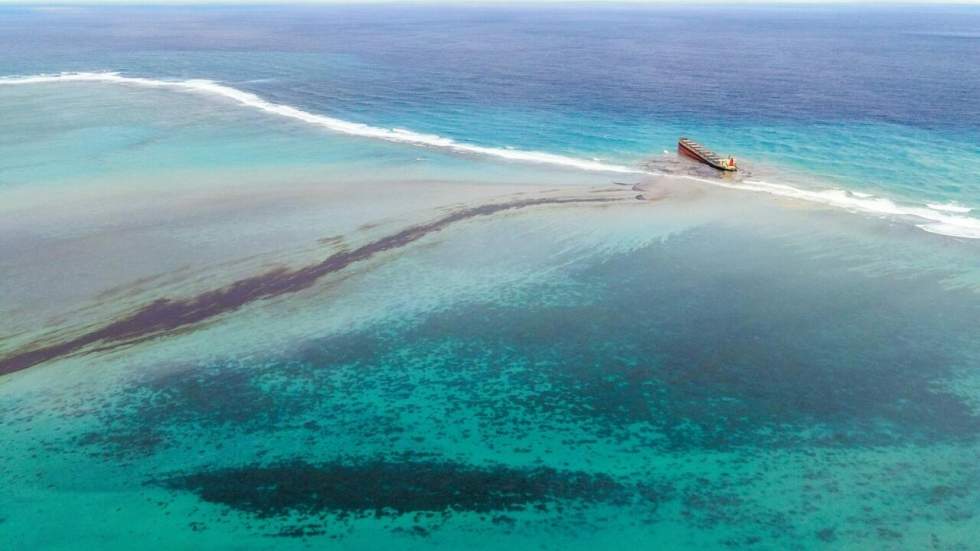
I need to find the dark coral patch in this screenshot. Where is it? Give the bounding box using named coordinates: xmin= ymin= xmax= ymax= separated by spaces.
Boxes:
xmin=362 ymin=225 xmax=980 ymax=449
xmin=155 ymin=460 xmax=628 ymax=518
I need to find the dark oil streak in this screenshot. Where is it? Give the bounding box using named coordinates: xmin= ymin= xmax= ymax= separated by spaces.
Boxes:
xmin=0 ymin=195 xmax=622 ymax=376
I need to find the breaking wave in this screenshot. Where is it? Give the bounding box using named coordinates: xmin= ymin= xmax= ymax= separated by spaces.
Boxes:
xmin=927 ymin=202 xmax=972 ymax=214
xmin=1 ymin=71 xmax=978 ymax=239
xmin=728 ymin=179 xmax=980 ymax=240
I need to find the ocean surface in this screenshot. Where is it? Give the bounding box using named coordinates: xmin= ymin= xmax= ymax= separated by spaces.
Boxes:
xmin=1 ymin=5 xmax=979 ymax=550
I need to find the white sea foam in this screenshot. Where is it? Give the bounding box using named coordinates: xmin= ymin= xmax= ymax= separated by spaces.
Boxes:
xmin=722 ymin=178 xmax=980 ymax=239
xmin=917 ymin=222 xmax=980 ymax=239
xmin=2 ymin=71 xmax=978 ymax=239
xmin=927 ymin=202 xmax=972 ymax=214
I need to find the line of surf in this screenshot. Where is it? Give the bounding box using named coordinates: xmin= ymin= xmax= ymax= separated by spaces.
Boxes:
xmin=926 ymin=202 xmax=972 ymax=214
xmin=2 ymin=71 xmax=978 ymax=239
xmin=648 ymin=167 xmax=978 ymax=240
xmin=653 ymin=168 xmax=979 ymax=239
xmin=0 ymin=71 xmax=640 ymax=175
xmin=707 ymin=177 xmax=980 ymax=239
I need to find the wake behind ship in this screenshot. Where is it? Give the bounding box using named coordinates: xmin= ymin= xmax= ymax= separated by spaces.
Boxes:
xmin=678 ymin=137 xmax=737 ymax=171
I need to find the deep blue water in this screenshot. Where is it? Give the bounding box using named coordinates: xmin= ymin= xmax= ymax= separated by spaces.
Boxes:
xmin=4 ymin=5 xmax=980 ymax=125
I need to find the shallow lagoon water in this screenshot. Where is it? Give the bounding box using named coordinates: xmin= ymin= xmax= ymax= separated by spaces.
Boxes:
xmin=1 ymin=5 xmax=980 ymax=551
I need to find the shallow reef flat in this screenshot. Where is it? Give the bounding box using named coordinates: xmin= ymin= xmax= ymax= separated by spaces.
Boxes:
xmin=1 ymin=174 xmax=978 ymax=550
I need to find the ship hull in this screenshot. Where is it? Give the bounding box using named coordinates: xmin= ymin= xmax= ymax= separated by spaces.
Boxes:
xmin=678 ymin=139 xmax=737 ymax=171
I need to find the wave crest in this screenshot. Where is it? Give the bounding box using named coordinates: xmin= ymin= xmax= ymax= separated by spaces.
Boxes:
xmin=734 ymin=179 xmax=980 ymax=239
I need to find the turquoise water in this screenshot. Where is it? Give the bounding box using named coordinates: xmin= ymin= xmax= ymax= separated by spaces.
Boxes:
xmin=1 ymin=5 xmax=980 ymax=550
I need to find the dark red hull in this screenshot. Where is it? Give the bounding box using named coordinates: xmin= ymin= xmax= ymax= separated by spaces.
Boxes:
xmin=678 ymin=142 xmax=704 ymax=161
xmin=677 ymin=138 xmax=736 ymax=171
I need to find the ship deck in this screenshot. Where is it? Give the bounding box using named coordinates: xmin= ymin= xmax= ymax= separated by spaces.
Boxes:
xmin=678 ymin=138 xmax=734 ymax=171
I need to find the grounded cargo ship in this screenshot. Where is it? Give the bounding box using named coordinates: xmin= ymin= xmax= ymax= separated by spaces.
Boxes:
xmin=678 ymin=137 xmax=737 ymax=171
